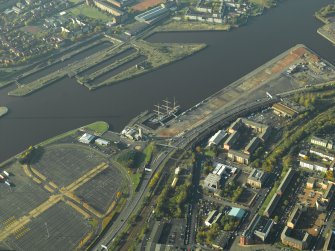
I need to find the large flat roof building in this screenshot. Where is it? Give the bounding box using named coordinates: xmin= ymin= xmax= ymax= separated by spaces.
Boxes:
xmin=79 ymin=133 xmax=95 ymax=144
xmin=247 ymin=168 xmax=267 ymax=188
xmin=208 ymin=130 xmax=227 ymax=147
xmin=240 ymin=214 xmax=274 ymax=245
xmin=227 ymin=149 xmax=250 ymax=165
xmin=135 ymin=4 xmax=169 ymax=24
xmin=277 ymin=168 xmax=295 ymax=195
xmin=287 ymin=205 xmax=305 ymax=229
xmin=264 ymin=193 xmax=280 ymax=218
xmin=228 ymin=207 xmax=245 ymax=219
xmin=281 ymin=226 xmax=311 ymax=250
xmin=204 ymin=173 xmax=221 ymax=192
xmin=272 ymin=102 xmax=298 ymax=118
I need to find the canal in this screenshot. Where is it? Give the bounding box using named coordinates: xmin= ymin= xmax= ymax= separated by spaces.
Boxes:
xmin=0 ymin=0 xmax=334 ymax=162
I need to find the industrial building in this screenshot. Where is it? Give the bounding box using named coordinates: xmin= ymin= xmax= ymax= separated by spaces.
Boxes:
xmin=135 ymin=4 xmax=169 ymax=24
xmin=272 ymin=102 xmax=298 ymax=118
xmin=208 ymin=130 xmax=227 ymax=147
xmin=247 ymin=168 xmax=267 ymax=188
xmin=78 ymin=133 xmax=95 ymax=144
xmin=204 ymin=173 xmax=221 ymax=192
xmin=240 ymin=214 xmax=274 ymax=245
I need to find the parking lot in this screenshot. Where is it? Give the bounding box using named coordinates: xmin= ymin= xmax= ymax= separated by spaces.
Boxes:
xmin=75 ymin=167 xmax=127 ymax=214
xmin=0 ymin=162 xmax=49 ymax=224
xmin=4 ymin=201 xmax=91 ymax=251
xmin=32 ymin=144 xmax=106 ymax=187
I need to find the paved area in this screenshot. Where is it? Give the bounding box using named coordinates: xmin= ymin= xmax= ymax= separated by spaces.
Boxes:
xmin=32 ymin=144 xmax=105 ymax=187
xmin=0 ymin=143 xmax=129 ymax=250
xmin=75 ymin=167 xmax=127 ymax=214
xmin=4 ymin=201 xmax=91 ymax=251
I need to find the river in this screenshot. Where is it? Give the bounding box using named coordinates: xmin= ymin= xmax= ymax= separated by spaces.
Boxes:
xmin=0 ymin=0 xmax=333 ymax=162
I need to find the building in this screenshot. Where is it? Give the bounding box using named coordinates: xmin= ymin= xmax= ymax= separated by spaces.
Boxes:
xmin=323 ymin=230 xmax=335 ymax=251
xmin=79 ymin=133 xmax=95 ymax=144
xmin=212 ymin=231 xmax=230 ymax=250
xmin=228 ymin=207 xmax=245 ymax=219
xmin=244 ymin=137 xmax=261 ymax=155
xmin=310 ymin=147 xmax=335 ymax=161
xmin=95 ymin=138 xmax=110 ymax=146
xmin=322 ymin=183 xmax=335 ymax=205
xmin=93 ymin=0 xmax=127 ymax=22
xmin=264 ymin=194 xmax=280 ymax=218
xmin=306 ymin=177 xmax=315 ymax=189
xmin=204 ymin=173 xmax=221 ymax=192
xmin=277 ymin=168 xmax=295 ymax=195
xmin=299 ymin=159 xmax=328 ymax=172
xmin=223 ymin=131 xmax=239 ymax=150
xmin=254 ymin=217 xmax=274 ymax=242
xmin=240 ymin=214 xmax=274 ymax=245
xmin=227 ymin=149 xmax=250 ymax=165
xmin=311 ymin=136 xmax=333 ymax=150
xmin=135 ymin=4 xmax=169 ymax=24
xmin=106 ymin=0 xmax=133 ymax=8
xmin=208 ymin=130 xmax=227 ymax=147
xmin=281 ymin=226 xmax=311 ymax=250
xmin=205 ymin=210 xmax=222 ymax=227
xmin=287 ymin=205 xmax=305 ymax=229
xmin=272 ymin=102 xmax=298 ymax=118
xmin=247 ymin=168 xmax=267 ymax=188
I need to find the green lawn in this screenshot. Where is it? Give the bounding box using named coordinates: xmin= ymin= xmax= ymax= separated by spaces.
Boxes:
xmin=83 ymin=121 xmax=109 ymax=134
xmin=70 ymin=4 xmax=112 ymax=22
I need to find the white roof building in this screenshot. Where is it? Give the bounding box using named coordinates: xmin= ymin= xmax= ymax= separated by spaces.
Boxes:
xmin=95 ymin=138 xmax=110 ymax=146
xmin=79 ymin=133 xmax=95 ymax=144
xmin=208 ymin=130 xmax=227 ymax=147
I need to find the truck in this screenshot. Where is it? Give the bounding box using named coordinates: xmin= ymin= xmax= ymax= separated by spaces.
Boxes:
xmin=3 ymin=171 xmax=9 ymax=177
xmin=5 ymin=181 xmax=11 ymax=187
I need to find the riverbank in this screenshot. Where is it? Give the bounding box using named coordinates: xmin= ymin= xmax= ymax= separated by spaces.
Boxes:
xmin=0 ymin=107 xmax=8 ymax=118
xmin=317 ymin=23 xmax=335 ymax=45
xmin=8 ymin=40 xmax=206 ymax=95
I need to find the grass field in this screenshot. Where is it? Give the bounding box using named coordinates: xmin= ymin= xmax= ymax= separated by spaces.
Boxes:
xmin=70 ymin=4 xmax=112 ymax=22
xmin=248 ymin=0 xmax=276 ymax=8
xmin=83 ymin=121 xmax=109 ymax=134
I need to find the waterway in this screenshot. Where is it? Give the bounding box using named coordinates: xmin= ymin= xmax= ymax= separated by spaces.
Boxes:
xmin=0 ymin=0 xmax=334 ymax=162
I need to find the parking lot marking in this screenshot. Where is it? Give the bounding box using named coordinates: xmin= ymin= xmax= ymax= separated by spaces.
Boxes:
xmin=0 ymin=162 xmax=109 ymax=242
xmin=30 ymin=167 xmax=47 ymax=181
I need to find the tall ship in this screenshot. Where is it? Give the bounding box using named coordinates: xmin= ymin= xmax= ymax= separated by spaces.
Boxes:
xmin=149 ymin=98 xmax=180 ymax=125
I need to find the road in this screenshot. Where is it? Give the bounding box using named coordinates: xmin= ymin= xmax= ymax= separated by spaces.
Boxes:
xmin=91 ymin=77 xmax=332 ymax=249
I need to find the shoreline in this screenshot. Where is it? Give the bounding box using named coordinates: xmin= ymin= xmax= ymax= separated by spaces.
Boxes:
xmin=0 ymin=106 xmax=8 ymax=118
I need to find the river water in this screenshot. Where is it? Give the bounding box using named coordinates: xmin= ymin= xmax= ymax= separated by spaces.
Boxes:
xmin=0 ymin=0 xmax=333 ymax=162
